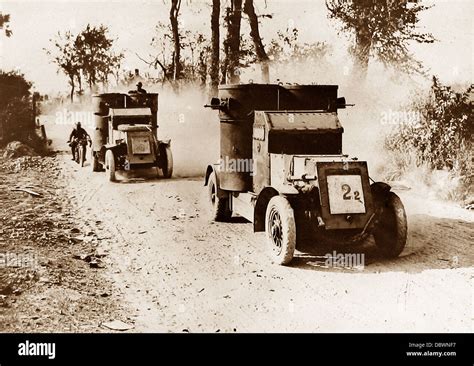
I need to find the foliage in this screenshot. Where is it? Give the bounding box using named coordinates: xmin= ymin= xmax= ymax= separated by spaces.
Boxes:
xmin=0 ymin=12 xmax=12 ymax=37
xmin=0 ymin=71 xmax=34 ymax=142
xmin=385 ymin=77 xmax=473 ymax=201
xmin=267 ymin=27 xmax=331 ymax=65
xmin=74 ymin=24 xmax=124 ymax=88
xmin=149 ymin=22 xmax=210 ymax=86
xmin=46 ymin=24 xmax=123 ymax=99
xmin=326 ymin=0 xmax=435 ymax=74
xmin=45 ymin=31 xmax=81 ymax=100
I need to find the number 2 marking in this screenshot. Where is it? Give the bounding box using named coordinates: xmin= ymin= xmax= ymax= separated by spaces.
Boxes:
xmin=354 ymin=191 xmax=360 ymax=202
xmin=342 ymin=184 xmax=351 ymax=200
xmin=342 ymin=184 xmax=362 ymax=202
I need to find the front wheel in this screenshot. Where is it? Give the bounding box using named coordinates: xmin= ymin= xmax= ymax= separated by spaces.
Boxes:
xmin=105 ymin=150 xmax=116 ymax=182
xmin=265 ymin=196 xmax=296 ymax=265
xmin=373 ymin=192 xmax=407 ymax=258
xmin=159 ymin=145 xmax=173 ymax=179
xmin=80 ymin=145 xmax=86 ymax=167
xmin=208 ymin=172 xmax=231 ymax=222
xmin=73 ymin=145 xmax=80 ymax=164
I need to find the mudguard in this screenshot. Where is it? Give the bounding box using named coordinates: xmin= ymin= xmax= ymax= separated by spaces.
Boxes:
xmin=204 ymin=165 xmax=228 ymax=199
xmin=370 ymin=182 xmax=392 ymax=205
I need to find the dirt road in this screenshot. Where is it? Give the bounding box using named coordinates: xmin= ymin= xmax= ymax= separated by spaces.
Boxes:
xmin=43 ymin=116 xmax=473 ymax=333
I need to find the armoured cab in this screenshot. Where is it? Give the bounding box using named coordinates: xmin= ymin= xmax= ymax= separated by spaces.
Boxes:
xmin=252 ymin=110 xmax=343 ymax=193
xmin=108 ymin=108 xmax=156 ymax=166
xmin=252 ymin=110 xmax=373 ymax=230
xmin=211 ymin=83 xmax=341 ymax=192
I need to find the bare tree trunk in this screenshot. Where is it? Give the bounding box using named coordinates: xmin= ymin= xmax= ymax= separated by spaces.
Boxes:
xmin=243 ymin=0 xmax=269 ymax=83
xmin=170 ymin=0 xmax=182 ymax=81
xmin=221 ymin=9 xmax=230 ymax=84
xmin=69 ymin=76 xmax=75 ymax=103
xmin=76 ymin=72 xmax=83 ymax=93
xmin=225 ymin=0 xmax=243 ymax=84
xmin=210 ymin=0 xmax=220 ymax=95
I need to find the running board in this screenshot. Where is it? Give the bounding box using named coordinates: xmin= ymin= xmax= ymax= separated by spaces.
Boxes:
xmin=231 ymin=192 xmax=255 ymax=223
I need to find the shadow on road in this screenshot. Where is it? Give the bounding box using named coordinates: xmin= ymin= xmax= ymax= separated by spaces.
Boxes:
xmin=290 ymin=214 xmax=473 ymax=274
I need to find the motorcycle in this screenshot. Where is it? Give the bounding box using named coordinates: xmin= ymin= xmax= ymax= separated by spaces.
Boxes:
xmin=69 ymin=137 xmax=91 ymax=167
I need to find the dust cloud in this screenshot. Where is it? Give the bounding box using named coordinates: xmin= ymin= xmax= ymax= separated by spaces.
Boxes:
xmin=40 ymin=61 xmax=434 ymax=184
xmin=156 ymin=87 xmax=219 ymax=178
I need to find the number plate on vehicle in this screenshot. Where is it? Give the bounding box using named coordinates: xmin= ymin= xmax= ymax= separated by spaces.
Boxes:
xmin=327 ymin=175 xmax=366 ymax=214
xmin=131 ymin=137 xmax=151 ymax=154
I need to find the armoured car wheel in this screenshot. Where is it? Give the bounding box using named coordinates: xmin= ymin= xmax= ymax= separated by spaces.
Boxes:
xmin=265 ymin=196 xmax=296 ymax=265
xmin=92 ymin=152 xmax=102 ymax=172
xmin=208 ymin=172 xmax=231 ymax=221
xmin=105 ymin=150 xmax=116 ymax=182
xmin=160 ymin=145 xmax=173 ymax=179
xmin=373 ymin=192 xmax=407 ymax=258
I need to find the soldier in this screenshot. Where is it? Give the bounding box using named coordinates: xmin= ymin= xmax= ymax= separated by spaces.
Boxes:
xmin=67 ymin=122 xmax=91 ymax=160
xmin=136 ymin=81 xmax=147 ymax=94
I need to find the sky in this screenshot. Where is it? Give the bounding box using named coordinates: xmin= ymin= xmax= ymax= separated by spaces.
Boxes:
xmin=0 ymin=0 xmax=472 ymax=94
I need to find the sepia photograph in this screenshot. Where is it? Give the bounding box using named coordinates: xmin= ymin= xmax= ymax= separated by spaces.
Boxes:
xmin=0 ymin=0 xmax=472 ymax=362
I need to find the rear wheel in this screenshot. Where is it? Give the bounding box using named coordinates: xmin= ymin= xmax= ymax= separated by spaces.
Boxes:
xmin=373 ymin=192 xmax=407 ymax=258
xmin=159 ymin=145 xmax=173 ymax=178
xmin=105 ymin=150 xmax=116 ymax=182
xmin=265 ymin=196 xmax=296 ymax=265
xmin=208 ymin=172 xmax=231 ymax=221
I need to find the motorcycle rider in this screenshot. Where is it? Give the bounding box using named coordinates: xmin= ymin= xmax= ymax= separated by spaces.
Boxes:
xmin=68 ymin=122 xmax=91 ymax=161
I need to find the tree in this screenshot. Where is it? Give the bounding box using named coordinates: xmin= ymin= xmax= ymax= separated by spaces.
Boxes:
xmin=267 ymin=27 xmax=331 ymax=65
xmin=243 ymin=0 xmax=270 ymax=82
xmin=209 ymin=0 xmax=220 ymax=94
xmin=0 ymin=71 xmax=34 ymax=142
xmin=148 ymin=21 xmax=175 ymax=81
xmin=170 ymin=0 xmax=183 ymax=81
xmin=46 ymin=25 xmax=123 ymax=98
xmin=145 ymin=21 xmax=209 ymax=87
xmin=74 ymin=24 xmax=123 ymax=90
xmin=326 ymin=0 xmax=435 ymax=78
xmin=223 ymin=0 xmax=243 ymax=83
xmin=182 ymin=31 xmax=209 ymax=86
xmin=0 ymin=12 xmax=12 ymax=37
xmin=45 ymin=31 xmax=81 ymax=102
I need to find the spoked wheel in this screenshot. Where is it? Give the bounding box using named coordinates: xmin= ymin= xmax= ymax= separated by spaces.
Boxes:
xmin=105 ymin=150 xmax=116 ymax=182
xmin=265 ymin=196 xmax=296 ymax=265
xmin=207 ymin=172 xmax=231 ymax=221
xmin=373 ymin=192 xmax=407 ymax=258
